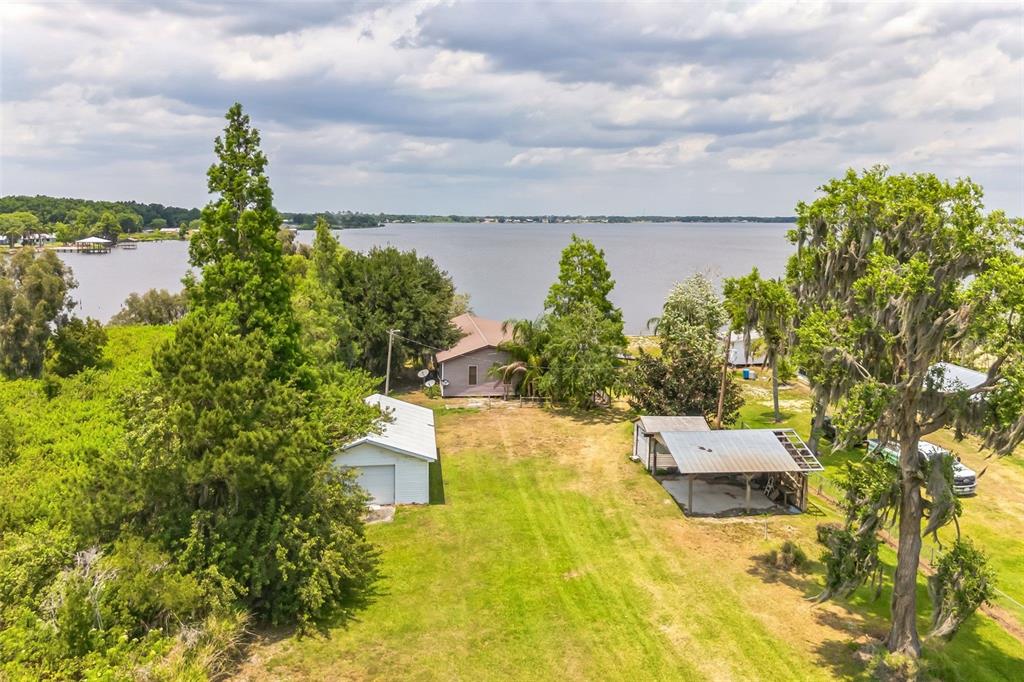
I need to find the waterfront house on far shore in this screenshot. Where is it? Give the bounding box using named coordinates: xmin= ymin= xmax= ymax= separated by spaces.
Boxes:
xmin=436 ymin=314 xmax=514 ymax=398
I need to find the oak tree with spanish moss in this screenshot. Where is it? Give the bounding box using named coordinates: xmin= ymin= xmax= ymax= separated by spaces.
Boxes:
xmin=789 ymin=167 xmax=1024 ymax=656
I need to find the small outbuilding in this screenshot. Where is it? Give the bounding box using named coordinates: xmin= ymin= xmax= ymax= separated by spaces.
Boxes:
xmin=333 ymin=394 xmax=437 ymax=505
xmin=436 ymin=314 xmax=514 ymax=398
xmin=633 ymin=415 xmax=823 ymax=516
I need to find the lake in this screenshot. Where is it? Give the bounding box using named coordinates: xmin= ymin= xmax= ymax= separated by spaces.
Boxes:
xmin=58 ymin=222 xmax=796 ymax=334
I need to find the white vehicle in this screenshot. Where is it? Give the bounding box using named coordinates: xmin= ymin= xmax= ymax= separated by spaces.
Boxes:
xmin=867 ymin=439 xmax=977 ymax=496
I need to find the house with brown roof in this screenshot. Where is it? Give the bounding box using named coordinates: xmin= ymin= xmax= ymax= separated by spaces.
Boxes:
xmin=436 ymin=314 xmax=514 ymax=398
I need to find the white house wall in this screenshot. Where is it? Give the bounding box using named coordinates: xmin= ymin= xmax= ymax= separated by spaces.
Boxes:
xmin=333 ymin=442 xmax=430 ymax=504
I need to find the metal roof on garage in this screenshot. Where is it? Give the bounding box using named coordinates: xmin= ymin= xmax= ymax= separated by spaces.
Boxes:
xmin=658 ymin=428 xmax=823 ymax=475
xmin=636 ymin=415 xmax=711 ymax=433
xmin=343 ymin=394 xmax=437 ymax=462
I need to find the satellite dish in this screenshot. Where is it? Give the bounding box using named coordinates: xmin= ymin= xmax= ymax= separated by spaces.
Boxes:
xmin=416 ymin=369 xmax=430 ymax=379
xmin=424 ymin=379 xmax=436 ymax=387
xmin=441 ymin=379 xmax=450 ymax=387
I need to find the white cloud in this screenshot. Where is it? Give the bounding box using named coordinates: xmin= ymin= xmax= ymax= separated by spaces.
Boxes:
xmin=0 ymin=1 xmax=1021 ymax=215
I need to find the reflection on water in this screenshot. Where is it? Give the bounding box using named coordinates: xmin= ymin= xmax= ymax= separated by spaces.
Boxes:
xmin=58 ymin=222 xmax=794 ymax=334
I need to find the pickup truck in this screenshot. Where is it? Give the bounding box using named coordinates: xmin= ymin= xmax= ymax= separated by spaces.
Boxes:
xmin=866 ymin=438 xmax=978 ymax=496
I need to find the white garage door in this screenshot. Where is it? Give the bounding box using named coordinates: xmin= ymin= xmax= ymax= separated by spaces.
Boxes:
xmin=355 ymin=465 xmax=395 ymax=505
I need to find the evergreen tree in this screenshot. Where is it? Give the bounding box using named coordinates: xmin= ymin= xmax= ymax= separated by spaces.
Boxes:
xmin=538 ymin=303 xmax=623 ymax=409
xmin=294 ymin=217 xmax=358 ymax=368
xmin=115 ymin=104 xmax=379 ymax=628
xmin=186 ymin=103 xmax=302 ymax=380
xmin=544 ymin=234 xmax=624 ymax=330
xmin=536 ymin=236 xmax=626 ymax=407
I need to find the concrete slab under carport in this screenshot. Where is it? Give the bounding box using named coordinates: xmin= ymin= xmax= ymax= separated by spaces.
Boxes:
xmin=661 ymin=476 xmax=796 ymax=517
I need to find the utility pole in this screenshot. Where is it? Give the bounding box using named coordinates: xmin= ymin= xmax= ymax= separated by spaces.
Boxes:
xmin=385 ymin=328 xmax=401 ymax=394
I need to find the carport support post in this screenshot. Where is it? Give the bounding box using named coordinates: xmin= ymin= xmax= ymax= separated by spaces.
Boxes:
xmin=688 ymin=475 xmax=694 ymax=514
xmin=744 ymin=474 xmax=752 ymax=514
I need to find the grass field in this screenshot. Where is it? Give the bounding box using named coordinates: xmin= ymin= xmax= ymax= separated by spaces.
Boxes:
xmin=244 ymin=393 xmax=1024 ymax=681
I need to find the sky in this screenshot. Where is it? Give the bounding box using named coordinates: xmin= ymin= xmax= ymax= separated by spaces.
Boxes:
xmin=1 ymin=1 xmax=1022 ymax=216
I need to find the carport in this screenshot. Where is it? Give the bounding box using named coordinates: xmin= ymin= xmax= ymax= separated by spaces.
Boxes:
xmin=655 ymin=429 xmax=823 ymax=516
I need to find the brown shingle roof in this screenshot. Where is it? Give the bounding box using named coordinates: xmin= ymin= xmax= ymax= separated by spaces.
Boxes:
xmin=436 ymin=314 xmax=514 ymax=363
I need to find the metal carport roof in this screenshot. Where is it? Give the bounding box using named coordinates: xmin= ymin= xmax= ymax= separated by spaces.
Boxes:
xmin=658 ymin=429 xmax=823 ymax=475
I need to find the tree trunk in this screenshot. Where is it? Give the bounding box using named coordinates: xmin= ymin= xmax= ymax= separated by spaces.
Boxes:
xmin=715 ymin=333 xmax=732 ymax=429
xmin=887 ymin=435 xmax=924 ymax=657
xmin=808 ymin=396 xmax=826 ymax=454
xmin=771 ymin=353 xmax=781 ymax=423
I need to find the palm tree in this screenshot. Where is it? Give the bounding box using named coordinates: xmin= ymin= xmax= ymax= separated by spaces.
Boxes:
xmin=490 ymin=317 xmax=550 ymax=398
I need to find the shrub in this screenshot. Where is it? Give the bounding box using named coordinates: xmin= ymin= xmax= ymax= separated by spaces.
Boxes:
xmin=764 ymin=540 xmax=808 ymax=571
xmin=45 ymin=318 xmax=107 ymax=377
xmin=109 ymin=289 xmax=186 ymax=326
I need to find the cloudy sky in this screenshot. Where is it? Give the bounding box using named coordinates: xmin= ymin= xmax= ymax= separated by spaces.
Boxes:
xmin=2 ymin=1 xmax=1022 ymax=215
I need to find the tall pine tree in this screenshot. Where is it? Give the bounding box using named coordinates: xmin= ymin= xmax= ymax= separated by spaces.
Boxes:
xmin=117 ymin=104 xmax=378 ymax=628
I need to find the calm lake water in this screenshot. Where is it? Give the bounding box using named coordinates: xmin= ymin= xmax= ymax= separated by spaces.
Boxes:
xmin=58 ymin=222 xmax=795 ymax=334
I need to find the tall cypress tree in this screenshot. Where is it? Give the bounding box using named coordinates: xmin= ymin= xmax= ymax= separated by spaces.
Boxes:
xmin=118 ymin=104 xmax=378 ymax=627
xmin=186 ymin=103 xmax=303 ymax=379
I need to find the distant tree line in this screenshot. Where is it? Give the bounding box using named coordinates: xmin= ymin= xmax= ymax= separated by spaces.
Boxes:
xmin=0 ymin=195 xmax=201 ymax=229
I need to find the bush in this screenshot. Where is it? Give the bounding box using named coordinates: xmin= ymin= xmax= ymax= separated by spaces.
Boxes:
xmin=109 ymin=289 xmax=186 ymax=326
xmin=764 ymin=540 xmax=808 ymax=571
xmin=45 ymin=318 xmax=107 ymax=377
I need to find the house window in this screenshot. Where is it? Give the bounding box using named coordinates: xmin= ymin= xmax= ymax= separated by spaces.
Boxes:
xmin=468 ymin=365 xmax=478 ymax=385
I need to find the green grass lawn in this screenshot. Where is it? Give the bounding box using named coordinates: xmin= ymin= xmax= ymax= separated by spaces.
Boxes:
xmin=250 ymin=397 xmax=1024 ymax=681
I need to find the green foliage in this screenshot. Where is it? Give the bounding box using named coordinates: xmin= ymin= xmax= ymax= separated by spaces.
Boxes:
xmin=293 ymin=217 xmax=358 ymax=368
xmin=625 ymin=350 xmax=742 ymax=423
xmin=513 ymin=235 xmax=628 ymax=407
xmin=0 ymin=248 xmax=77 ymax=378
xmin=109 ymin=104 xmax=380 ymax=633
xmin=186 ymin=103 xmax=303 ymax=380
xmin=544 ymin=234 xmax=624 ymax=329
xmin=450 ymin=290 xmax=473 ymax=317
xmin=790 ymin=167 xmax=1023 ymax=652
xmin=816 ymin=458 xmax=901 ymax=601
xmin=93 ymin=210 xmax=122 ymax=241
xmin=113 ymin=317 xmax=378 ymax=626
xmin=494 ymin=317 xmax=551 ymax=398
xmin=652 ymin=273 xmax=726 ymax=354
xmin=816 ymin=522 xmax=883 ymax=602
xmin=45 ymin=317 xmax=108 ymax=378
xmin=629 ymin=273 xmax=738 ymax=421
xmin=928 ymin=539 xmax=995 ymax=639
xmin=0 ymin=211 xmax=42 ymax=245
xmin=109 ymin=288 xmax=187 ymax=326
xmin=724 ymin=268 xmax=796 ymax=422
xmin=337 ymin=246 xmax=460 ymax=376
xmin=764 ymin=540 xmax=808 ymax=571
xmin=537 ymin=303 xmax=624 ymax=409
xmin=0 ymin=194 xmax=197 ymax=230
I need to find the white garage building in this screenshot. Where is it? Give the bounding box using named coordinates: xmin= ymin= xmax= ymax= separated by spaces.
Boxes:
xmin=333 ymin=394 xmax=437 ymax=505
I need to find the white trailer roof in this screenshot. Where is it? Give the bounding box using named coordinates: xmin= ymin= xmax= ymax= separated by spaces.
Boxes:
xmin=930 ymin=362 xmax=988 ymax=393
xmin=344 ymin=394 xmax=437 ymax=462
